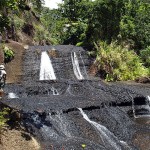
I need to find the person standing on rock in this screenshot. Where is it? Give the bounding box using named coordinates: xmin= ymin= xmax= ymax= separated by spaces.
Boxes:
xmin=0 ymin=64 xmax=6 ymax=90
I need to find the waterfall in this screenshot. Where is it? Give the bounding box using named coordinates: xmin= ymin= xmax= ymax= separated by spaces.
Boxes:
xmin=148 ymin=96 xmax=150 ymax=105
xmin=48 ymin=112 xmax=71 ymax=137
xmin=32 ymin=113 xmax=59 ymax=139
xmin=31 ymin=111 xmax=71 ymax=139
xmin=8 ymin=92 xmax=19 ymax=99
xmin=78 ymin=108 xmax=131 ymax=150
xmin=39 ymin=51 xmax=56 ymax=80
xmin=71 ymin=52 xmax=84 ymax=80
xmin=79 ymin=51 xmax=89 ymax=79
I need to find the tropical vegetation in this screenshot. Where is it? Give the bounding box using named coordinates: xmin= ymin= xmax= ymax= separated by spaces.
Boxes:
xmin=0 ymin=0 xmax=150 ymax=81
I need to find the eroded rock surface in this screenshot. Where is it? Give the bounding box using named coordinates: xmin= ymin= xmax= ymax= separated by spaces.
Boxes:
xmin=1 ymin=45 xmax=150 ymax=150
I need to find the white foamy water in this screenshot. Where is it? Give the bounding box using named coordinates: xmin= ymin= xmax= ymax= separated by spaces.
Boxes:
xmin=51 ymin=87 xmax=59 ymax=95
xmin=71 ymin=52 xmax=84 ymax=80
xmin=78 ymin=108 xmax=130 ymax=150
xmin=32 ymin=114 xmax=59 ymax=139
xmin=8 ymin=92 xmax=19 ymax=99
xmin=79 ymin=51 xmax=89 ymax=79
xmin=48 ymin=112 xmax=71 ymax=137
xmin=39 ymin=51 xmax=56 ymax=80
xmin=147 ymin=96 xmax=150 ymax=105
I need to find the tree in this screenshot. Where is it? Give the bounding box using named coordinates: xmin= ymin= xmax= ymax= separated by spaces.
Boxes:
xmin=120 ymin=0 xmax=150 ymax=50
xmin=56 ymin=0 xmax=93 ymax=45
xmin=0 ymin=0 xmax=45 ymax=40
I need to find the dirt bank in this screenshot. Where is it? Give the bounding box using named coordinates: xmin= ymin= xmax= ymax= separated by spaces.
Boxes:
xmin=0 ymin=128 xmax=40 ymax=150
xmin=0 ymin=41 xmax=41 ymax=150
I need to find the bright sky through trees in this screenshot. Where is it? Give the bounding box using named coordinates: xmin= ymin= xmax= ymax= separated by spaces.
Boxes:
xmin=44 ymin=0 xmax=62 ymax=9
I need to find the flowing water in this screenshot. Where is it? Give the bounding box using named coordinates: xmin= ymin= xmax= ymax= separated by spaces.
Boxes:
xmin=148 ymin=95 xmax=150 ymax=105
xmin=39 ymin=51 xmax=56 ymax=80
xmin=3 ymin=45 xmax=150 ymax=150
xmin=48 ymin=112 xmax=71 ymax=137
xmin=71 ymin=52 xmax=84 ymax=80
xmin=78 ymin=108 xmax=131 ymax=150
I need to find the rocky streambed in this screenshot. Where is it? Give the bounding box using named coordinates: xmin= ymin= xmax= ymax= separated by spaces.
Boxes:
xmin=0 ymin=45 xmax=150 ymax=150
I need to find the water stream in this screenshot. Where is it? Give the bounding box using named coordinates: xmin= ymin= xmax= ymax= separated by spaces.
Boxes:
xmin=79 ymin=51 xmax=89 ymax=79
xmin=71 ymin=52 xmax=84 ymax=80
xmin=4 ymin=45 xmax=150 ymax=149
xmin=39 ymin=51 xmax=56 ymax=80
xmin=48 ymin=111 xmax=71 ymax=137
xmin=148 ymin=95 xmax=150 ymax=105
xmin=78 ymin=108 xmax=131 ymax=150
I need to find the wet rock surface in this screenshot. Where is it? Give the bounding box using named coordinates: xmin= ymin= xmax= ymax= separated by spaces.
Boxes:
xmin=1 ymin=45 xmax=150 ymax=150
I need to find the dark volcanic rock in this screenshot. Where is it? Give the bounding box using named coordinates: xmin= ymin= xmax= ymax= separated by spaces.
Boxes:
xmin=1 ymin=45 xmax=150 ymax=150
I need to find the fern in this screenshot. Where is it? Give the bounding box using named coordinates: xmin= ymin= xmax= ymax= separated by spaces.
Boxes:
xmin=94 ymin=41 xmax=148 ymax=81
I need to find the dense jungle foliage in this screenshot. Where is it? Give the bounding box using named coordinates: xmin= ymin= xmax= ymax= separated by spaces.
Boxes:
xmin=0 ymin=0 xmax=150 ymax=81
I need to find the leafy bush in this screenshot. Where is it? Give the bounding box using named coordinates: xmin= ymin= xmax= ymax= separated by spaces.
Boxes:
xmin=0 ymin=108 xmax=9 ymax=142
xmin=93 ymin=41 xmax=148 ymax=81
xmin=0 ymin=108 xmax=8 ymax=128
xmin=3 ymin=46 xmax=14 ymax=63
xmin=61 ymin=21 xmax=87 ymax=45
xmin=140 ymin=46 xmax=150 ymax=67
xmin=0 ymin=108 xmax=9 ymax=143
xmin=33 ymin=24 xmax=54 ymax=45
xmin=14 ymin=16 xmax=25 ymax=30
xmin=120 ymin=1 xmax=150 ymax=50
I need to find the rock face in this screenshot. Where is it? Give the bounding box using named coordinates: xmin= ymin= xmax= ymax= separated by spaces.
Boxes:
xmin=2 ymin=45 xmax=150 ymax=150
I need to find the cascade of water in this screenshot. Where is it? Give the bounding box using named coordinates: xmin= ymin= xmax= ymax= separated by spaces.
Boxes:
xmin=41 ymin=124 xmax=59 ymax=139
xmin=39 ymin=51 xmax=56 ymax=80
xmin=147 ymin=96 xmax=150 ymax=106
xmin=78 ymin=108 xmax=131 ymax=150
xmin=71 ymin=52 xmax=84 ymax=80
xmin=51 ymin=87 xmax=59 ymax=95
xmin=48 ymin=112 xmax=71 ymax=137
xmin=79 ymin=51 xmax=88 ymax=79
xmin=8 ymin=92 xmax=19 ymax=99
xmin=66 ymin=84 xmax=75 ymax=96
xmin=32 ymin=114 xmax=59 ymax=139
